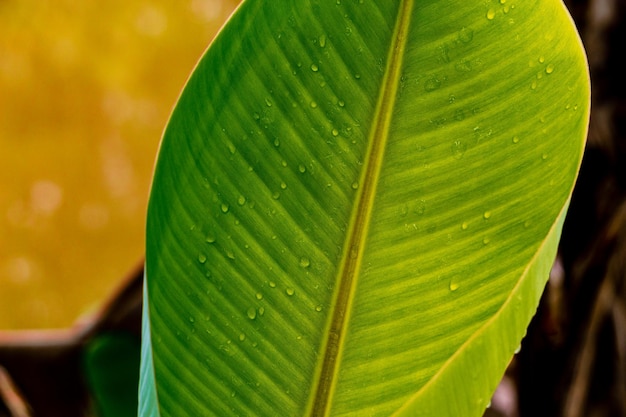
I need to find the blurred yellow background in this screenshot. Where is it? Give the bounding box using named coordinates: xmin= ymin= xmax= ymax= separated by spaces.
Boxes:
xmin=0 ymin=0 xmax=238 ymax=329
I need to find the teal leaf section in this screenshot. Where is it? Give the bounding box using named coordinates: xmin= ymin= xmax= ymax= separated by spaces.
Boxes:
xmin=141 ymin=0 xmax=589 ymax=416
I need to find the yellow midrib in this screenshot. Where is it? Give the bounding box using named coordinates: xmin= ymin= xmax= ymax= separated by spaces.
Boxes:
xmin=307 ymin=1 xmax=414 ymax=415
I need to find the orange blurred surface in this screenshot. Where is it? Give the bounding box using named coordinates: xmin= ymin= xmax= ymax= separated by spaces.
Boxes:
xmin=0 ymin=0 xmax=238 ymax=329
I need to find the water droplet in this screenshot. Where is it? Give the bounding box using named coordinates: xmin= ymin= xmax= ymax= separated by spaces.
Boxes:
xmin=280 ymin=182 xmax=287 ymax=190
xmin=458 ymin=27 xmax=474 ymax=43
xmin=499 ymin=0 xmax=506 ymax=4
xmin=281 ymin=160 xmax=288 ymax=167
xmin=286 ymin=288 xmax=295 ymax=296
xmin=449 ymin=280 xmax=460 ymax=292
xmin=258 ymin=307 xmax=265 ymax=316
xmin=462 ymin=222 xmax=468 ymax=230
xmin=298 ymin=164 xmax=306 ymax=173
xmin=354 ymin=73 xmax=361 ymax=79
xmin=269 ymin=281 xmax=276 ymax=288
xmin=538 ymin=56 xmax=545 ymax=63
xmin=198 ymin=253 xmax=207 ymax=264
xmin=221 ymin=203 xmax=230 ymax=213
xmin=237 ymin=195 xmax=246 ymax=205
xmin=310 ymin=63 xmax=319 ymax=72
xmin=315 ymin=305 xmax=323 ymax=312
xmin=531 ymin=80 xmax=537 ymax=90
xmin=265 ymin=97 xmax=272 ymax=107
xmin=299 ymin=257 xmax=310 ymax=268
xmin=206 ymin=235 xmax=216 ymax=243
xmin=332 ymin=128 xmax=339 ymax=137
xmin=483 ymin=211 xmax=492 ymax=219
xmin=542 ymin=153 xmax=549 ymax=160
xmin=189 ymin=316 xmax=195 ymax=323
xmin=545 ymin=64 xmax=554 ymax=74
xmin=338 ymin=100 xmax=345 ymax=107
xmin=514 ymin=344 xmax=521 ymax=354
xmin=247 ymin=307 xmax=257 ymax=320
xmin=272 ymin=191 xmax=280 ymax=199
xmin=512 ymin=136 xmax=520 ymax=144
xmin=486 ymin=9 xmax=496 ymax=20
xmin=273 ymin=138 xmax=280 ymax=147
xmin=226 ymin=250 xmax=235 ymax=260
xmin=451 ymin=140 xmax=467 ymax=159
xmin=483 ymin=237 xmax=491 ymax=245
xmin=255 ymin=292 xmax=263 ymax=300
xmin=424 ymin=77 xmax=441 ymax=92
xmin=319 ymin=35 xmax=326 ymax=47
xmin=351 ymin=181 xmax=359 ymax=190
xmin=239 ymin=333 xmax=246 ymax=342
xmin=310 ymin=101 xmax=318 ymax=108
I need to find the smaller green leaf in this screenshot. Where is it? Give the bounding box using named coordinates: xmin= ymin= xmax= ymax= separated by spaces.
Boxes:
xmin=83 ymin=333 xmax=140 ymax=417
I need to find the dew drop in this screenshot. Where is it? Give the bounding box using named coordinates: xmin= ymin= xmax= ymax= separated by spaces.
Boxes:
xmin=483 ymin=211 xmax=492 ymax=219
xmin=531 ymin=80 xmax=537 ymax=90
xmin=237 ymin=195 xmax=246 ymax=206
xmin=299 ymin=257 xmax=311 ymax=268
xmin=226 ymin=250 xmax=235 ymax=260
xmin=273 ymin=138 xmax=280 ymax=147
xmin=542 ymin=153 xmax=549 ymax=160
xmin=246 ymin=307 xmax=257 ymax=320
xmin=486 ymin=9 xmax=496 ymax=20
xmin=198 ymin=253 xmax=207 ymax=264
xmin=281 ymin=160 xmax=288 ymax=167
xmin=545 ymin=64 xmax=554 ymax=74
xmin=286 ymin=288 xmax=295 ymax=296
xmin=258 ymin=307 xmax=265 ymax=316
xmin=206 ymin=235 xmax=216 ymax=243
xmin=351 ymin=181 xmax=359 ymax=190
xmin=269 ymin=281 xmax=276 ymax=288
xmin=514 ymin=344 xmax=522 ymax=354
xmin=310 ymin=63 xmax=319 ymax=72
xmin=315 ymin=305 xmax=323 ymax=312
xmin=272 ymin=191 xmax=281 ymax=199
xmin=280 ymin=182 xmax=287 ymax=190
xmin=332 ymin=128 xmax=339 ymax=137
xmin=239 ymin=333 xmax=246 ymax=342
xmin=538 ymin=56 xmax=545 ymax=63
xmin=319 ymin=35 xmax=326 ymax=47
xmin=255 ymin=292 xmax=263 ymax=300
xmin=310 ymin=101 xmax=318 ymax=108
xmin=462 ymin=222 xmax=468 ymax=230
xmin=221 ymin=203 xmax=230 ymax=213
xmin=512 ymin=136 xmax=520 ymax=144
xmin=189 ymin=316 xmax=195 ymax=323
xmin=424 ymin=77 xmax=441 ymax=92
xmin=483 ymin=237 xmax=491 ymax=245
xmin=265 ymin=97 xmax=272 ymax=107
xmin=298 ymin=164 xmax=306 ymax=173
xmin=451 ymin=140 xmax=467 ymax=159
xmin=449 ymin=280 xmax=460 ymax=292
xmin=338 ymin=100 xmax=345 ymax=107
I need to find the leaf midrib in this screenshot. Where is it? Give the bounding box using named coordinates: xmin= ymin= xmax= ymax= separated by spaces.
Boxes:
xmin=307 ymin=1 xmax=414 ymax=415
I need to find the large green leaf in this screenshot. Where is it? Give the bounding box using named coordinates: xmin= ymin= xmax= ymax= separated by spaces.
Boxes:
xmin=141 ymin=0 xmax=589 ymax=416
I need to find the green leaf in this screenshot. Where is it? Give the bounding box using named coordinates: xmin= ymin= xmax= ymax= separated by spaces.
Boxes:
xmin=140 ymin=0 xmax=589 ymax=416
xmin=83 ymin=333 xmax=140 ymax=417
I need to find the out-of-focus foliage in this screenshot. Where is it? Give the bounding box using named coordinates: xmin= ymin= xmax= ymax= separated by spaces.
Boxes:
xmin=0 ymin=0 xmax=238 ymax=329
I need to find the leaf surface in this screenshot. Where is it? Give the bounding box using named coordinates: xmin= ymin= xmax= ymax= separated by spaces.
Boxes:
xmin=141 ymin=1 xmax=589 ymax=416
